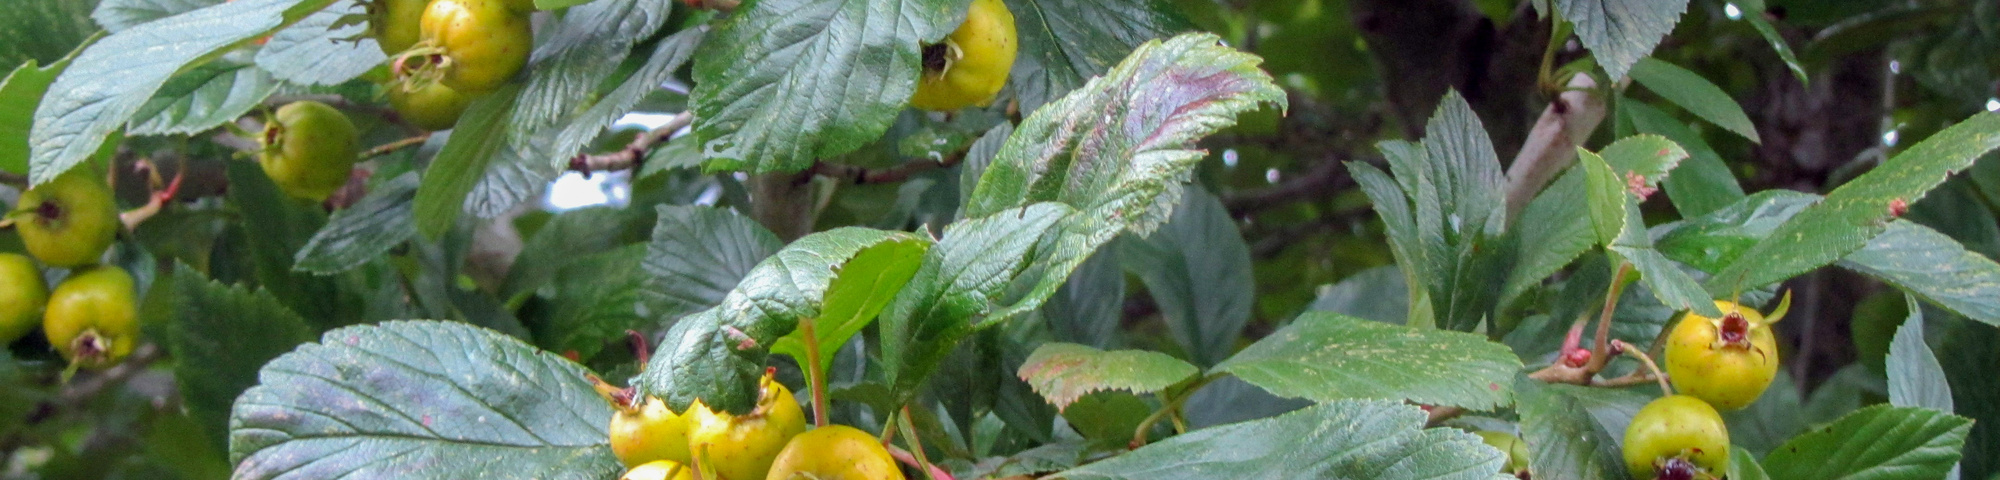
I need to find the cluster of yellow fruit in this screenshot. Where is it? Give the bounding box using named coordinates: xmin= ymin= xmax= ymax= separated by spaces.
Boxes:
xmin=371 ymin=0 xmax=531 ymax=129
xmin=3 ymin=169 xmax=140 ymax=369
xmin=1623 ymin=296 xmax=1788 ymax=480
xmin=608 ymin=371 xmax=904 ymax=480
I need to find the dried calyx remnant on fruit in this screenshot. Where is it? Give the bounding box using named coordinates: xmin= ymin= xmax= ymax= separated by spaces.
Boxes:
xmin=10 ymin=168 xmax=119 ymax=267
xmin=1623 ymin=395 xmax=1729 ymax=480
xmin=909 ymin=0 xmax=1017 ymax=111
xmin=390 ymin=0 xmax=533 ymax=94
xmin=687 ymin=369 xmax=807 ymax=480
xmin=43 ymin=265 xmax=139 ymax=369
xmin=1665 ymin=292 xmax=1790 ymax=411
xmin=259 ymin=101 xmax=360 ymax=202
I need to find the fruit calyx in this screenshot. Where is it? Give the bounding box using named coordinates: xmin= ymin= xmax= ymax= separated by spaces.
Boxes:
xmin=70 ymin=329 xmax=112 ymax=366
xmin=1652 ymin=457 xmax=1716 ymax=480
xmin=1715 ymin=310 xmax=1752 ymax=348
xmin=921 ymin=41 xmax=959 ymax=76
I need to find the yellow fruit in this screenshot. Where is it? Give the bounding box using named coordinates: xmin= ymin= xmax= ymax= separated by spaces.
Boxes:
xmin=43 ymin=265 xmax=139 ymax=369
xmin=388 ymin=78 xmax=474 ymax=131
xmin=1622 ymin=395 xmax=1728 ymax=480
xmin=259 ymin=101 xmax=360 ymax=202
xmin=687 ymin=373 xmax=808 ymax=480
xmin=1666 ymin=299 xmax=1783 ymax=411
xmin=369 ymin=0 xmax=428 ymax=55
xmin=764 ymin=425 xmax=905 ymax=480
xmin=415 ymin=0 xmax=532 ymax=93
xmin=12 ymin=168 xmax=119 ymax=267
xmin=909 ymin=0 xmax=1016 ymax=111
xmin=0 ymin=253 xmax=49 ymax=345
xmin=611 ymin=396 xmax=694 ymax=467
xmin=621 ymin=460 xmax=695 ymax=480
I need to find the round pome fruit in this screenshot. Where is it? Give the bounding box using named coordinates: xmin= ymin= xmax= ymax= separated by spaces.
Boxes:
xmin=764 ymin=425 xmax=906 ymax=480
xmin=1666 ymin=298 xmax=1784 ymax=411
xmin=621 ymin=460 xmax=695 ymax=480
xmin=389 ymin=77 xmax=474 ymax=131
xmin=611 ymin=396 xmax=694 ymax=467
xmin=909 ymin=0 xmax=1017 ymax=111
xmin=11 ymin=169 xmax=119 ymax=267
xmin=1623 ymin=395 xmax=1728 ymax=480
xmin=404 ymin=0 xmax=532 ymax=93
xmin=260 ymin=101 xmax=360 ymax=202
xmin=368 ymin=0 xmax=428 ymax=55
xmin=43 ymin=265 xmax=139 ymax=369
xmin=0 ymin=253 xmax=49 ymax=345
xmin=687 ymin=372 xmax=808 ymax=480
xmin=1474 ymin=430 xmax=1529 ymax=475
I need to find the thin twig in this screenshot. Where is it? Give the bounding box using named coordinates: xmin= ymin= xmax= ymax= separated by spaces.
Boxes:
xmin=568 ymin=111 xmax=695 ymax=176
xmin=360 ymin=133 xmax=432 ymax=160
xmin=810 ymin=152 xmax=967 ymax=185
xmin=1220 ymin=154 xmax=1355 ymax=215
xmin=1582 ymin=263 xmax=1632 ymax=373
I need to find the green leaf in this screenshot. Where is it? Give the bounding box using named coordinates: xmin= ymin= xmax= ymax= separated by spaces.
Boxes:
xmin=1050 ymin=400 xmax=1505 ymax=480
xmin=1655 ymin=189 xmax=1818 ymax=273
xmin=1308 ymin=265 xmax=1410 ymax=325
xmin=550 ymin=27 xmax=703 ymax=171
xmin=1840 ymin=220 xmax=2000 ymax=328
xmin=293 ymin=172 xmax=418 ymax=275
xmin=963 ymin=32 xmax=1286 ymax=233
xmin=253 ymin=0 xmax=383 ymax=86
xmin=500 ymin=206 xmax=651 ymax=300
xmin=1347 ymin=91 xmax=1508 ymax=331
xmin=463 ymin=0 xmax=686 ymax=219
xmin=1579 ymin=150 xmax=1626 ymax=250
xmin=1623 ymin=100 xmax=1746 ymax=217
xmin=128 ymin=58 xmax=278 ymax=135
xmin=413 ymin=83 xmax=519 ymax=238
xmin=508 ymin=0 xmax=673 ymax=151
xmin=0 ymin=45 xmax=81 ymax=175
xmin=1598 ymin=134 xmax=1689 ymax=185
xmin=535 ymin=244 xmax=649 ymax=361
xmin=0 ymin=0 xmax=99 ymax=67
xmin=1887 ymin=294 xmax=1954 ymax=411
xmin=166 ymin=265 xmax=315 ymax=451
xmin=29 ymin=0 xmax=337 ymax=185
xmin=771 ymin=234 xmax=929 ymax=373
xmin=93 ymin=0 xmax=221 ymax=32
xmin=882 ymin=33 xmax=1280 ymax=404
xmin=1745 ymin=16 xmax=1808 ymax=85
xmin=1627 ymin=58 xmax=1760 ymax=143
xmin=228 ymin=321 xmax=621 ymax=479
xmin=226 ymin=161 xmax=364 ymax=331
xmin=640 ymin=205 xmax=783 ymax=322
xmin=1516 ymin=379 xmax=1651 ymax=480
xmin=1558 ymin=0 xmax=1688 ymax=80
xmin=1016 ymin=343 xmax=1199 ymax=411
xmin=1729 ymin=445 xmax=1773 ymax=480
xmin=1041 ymin=249 xmax=1125 ymax=348
xmin=1501 ymin=169 xmax=1593 ymax=306
xmin=690 ymin=0 xmax=955 ymax=173
xmin=1006 ymin=0 xmax=1190 ymax=114
xmin=1706 ymin=112 xmax=2000 ymax=294
xmin=1116 ymin=186 xmax=1252 ymax=366
xmin=1214 ymin=312 xmax=1519 ymax=410
xmin=880 ymin=203 xmax=1102 ymax=399
xmin=635 ymin=228 xmax=916 ymax=415
xmin=1761 ymin=405 xmax=1973 ymax=480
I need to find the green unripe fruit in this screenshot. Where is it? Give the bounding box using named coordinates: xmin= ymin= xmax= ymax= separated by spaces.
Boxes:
xmin=1623 ymin=395 xmax=1729 ymax=480
xmin=12 ymin=168 xmax=119 ymax=267
xmin=388 ymin=79 xmax=474 ymax=131
xmin=43 ymin=265 xmax=139 ymax=369
xmin=259 ymin=101 xmax=360 ymax=202
xmin=0 ymin=253 xmax=48 ymax=345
